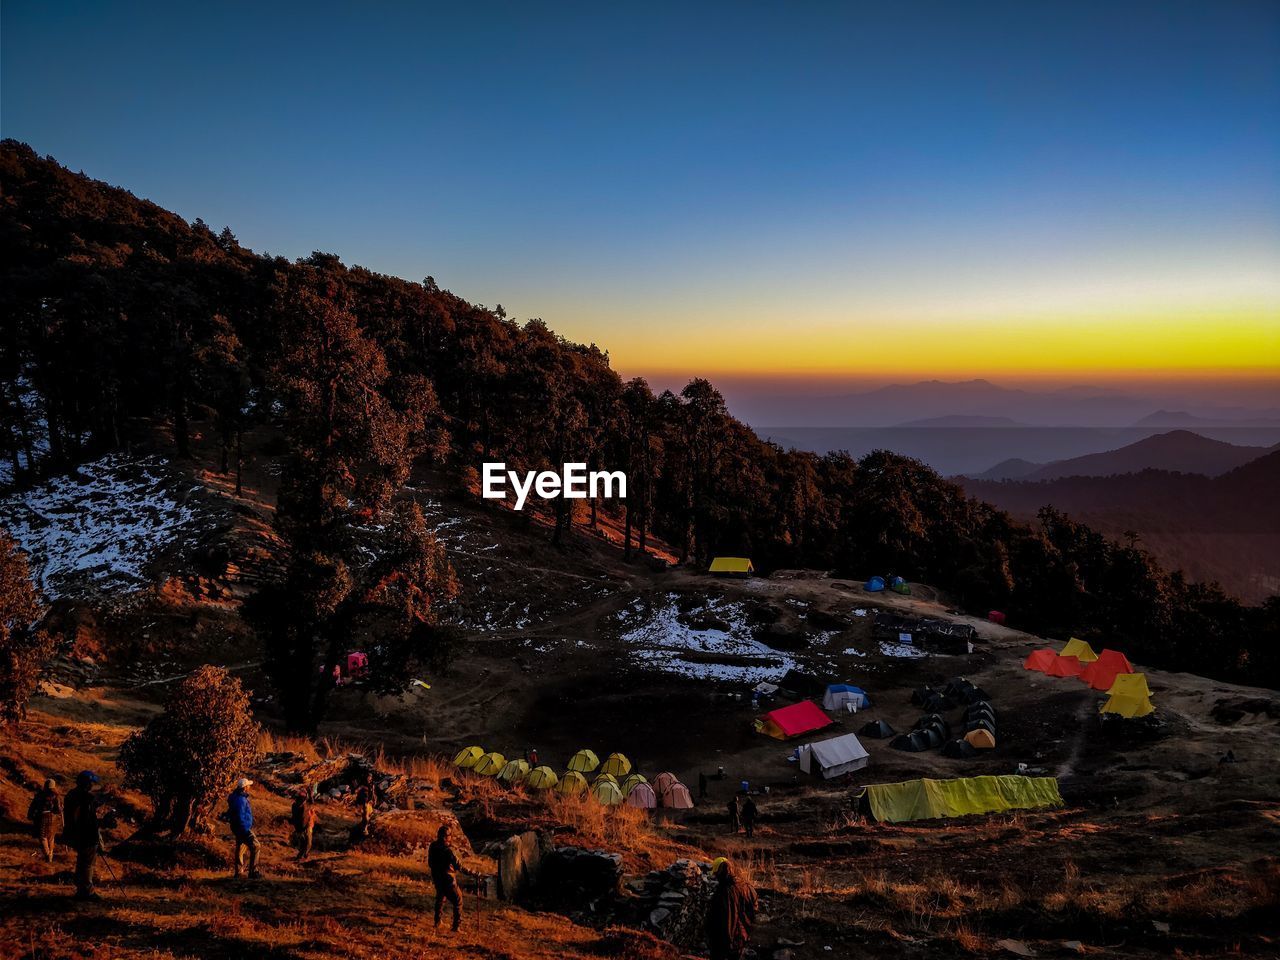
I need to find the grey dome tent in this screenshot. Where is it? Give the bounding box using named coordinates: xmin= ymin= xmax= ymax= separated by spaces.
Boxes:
xmin=860 ymin=719 xmax=896 ymax=739
xmin=942 ymin=739 xmax=979 ymax=759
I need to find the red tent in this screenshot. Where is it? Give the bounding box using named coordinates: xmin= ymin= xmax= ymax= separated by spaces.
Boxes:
xmin=758 ymin=700 xmax=832 ymax=739
xmin=988 ymin=611 xmax=1007 ymax=625
xmin=1044 ymin=655 xmax=1083 ymax=678
xmin=1022 ymin=649 xmax=1057 ymax=672
xmin=1079 ymin=649 xmax=1134 ymax=690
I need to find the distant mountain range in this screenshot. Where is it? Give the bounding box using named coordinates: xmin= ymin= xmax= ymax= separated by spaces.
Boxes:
xmin=963 ymin=449 xmax=1280 ymax=603
xmin=968 ymin=430 xmax=1277 ymax=481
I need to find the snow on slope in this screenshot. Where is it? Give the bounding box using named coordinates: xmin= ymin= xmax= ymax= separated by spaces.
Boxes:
xmin=0 ymin=454 xmax=209 ymax=599
xmin=616 ymin=593 xmax=796 ymax=682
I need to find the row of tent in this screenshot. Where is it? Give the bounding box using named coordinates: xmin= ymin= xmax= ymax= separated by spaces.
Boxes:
xmin=865 ymin=575 xmax=911 ymax=595
xmin=1023 ymin=640 xmax=1155 ymax=718
xmin=892 ymin=699 xmax=998 ymax=756
xmin=452 ymin=746 xmax=695 ymax=809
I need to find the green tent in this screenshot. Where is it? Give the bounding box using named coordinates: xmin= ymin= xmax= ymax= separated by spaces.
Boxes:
xmin=858 ymin=775 xmax=1062 ymax=824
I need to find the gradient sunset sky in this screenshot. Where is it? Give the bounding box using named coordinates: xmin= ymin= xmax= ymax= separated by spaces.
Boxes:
xmin=3 ymin=2 xmax=1277 ymax=388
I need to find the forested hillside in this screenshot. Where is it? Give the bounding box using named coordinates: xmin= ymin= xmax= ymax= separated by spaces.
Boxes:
xmin=2 ymin=139 xmax=1277 ymax=695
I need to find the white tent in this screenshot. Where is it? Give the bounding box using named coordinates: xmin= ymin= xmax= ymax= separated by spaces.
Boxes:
xmin=821 ymin=684 xmax=870 ymax=712
xmin=798 ymin=733 xmax=870 ymax=779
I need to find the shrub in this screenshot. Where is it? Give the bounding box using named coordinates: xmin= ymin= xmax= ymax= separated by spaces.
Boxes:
xmin=0 ymin=532 xmax=52 ymax=725
xmin=118 ymin=665 xmax=259 ymax=834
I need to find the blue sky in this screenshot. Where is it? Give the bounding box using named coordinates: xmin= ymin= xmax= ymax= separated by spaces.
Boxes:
xmin=3 ymin=1 xmax=1277 ymax=384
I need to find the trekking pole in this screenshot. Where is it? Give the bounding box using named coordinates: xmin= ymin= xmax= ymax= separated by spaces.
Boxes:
xmin=100 ymin=851 xmax=123 ymax=889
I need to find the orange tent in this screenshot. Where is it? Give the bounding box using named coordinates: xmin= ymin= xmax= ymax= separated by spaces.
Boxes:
xmin=1044 ymin=655 xmax=1083 ymax=678
xmin=1079 ymin=650 xmax=1135 ymax=691
xmin=1023 ymin=649 xmax=1057 ymax=673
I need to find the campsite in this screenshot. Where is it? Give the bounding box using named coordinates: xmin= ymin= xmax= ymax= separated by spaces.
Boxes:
xmin=3 ymin=437 xmax=1278 ymax=959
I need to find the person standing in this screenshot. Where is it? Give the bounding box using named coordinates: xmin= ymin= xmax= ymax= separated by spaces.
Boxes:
xmin=354 ymin=772 xmax=376 ymax=837
xmin=290 ymin=789 xmax=318 ymax=861
xmin=740 ymin=795 xmax=758 ymax=839
xmin=698 ymin=771 xmax=708 ymax=799
xmin=726 ymin=795 xmax=741 ymax=834
xmin=227 ymin=778 xmax=260 ymax=879
xmin=707 ymin=858 xmax=758 ymax=960
xmin=428 ymin=824 xmax=466 ymax=931
xmin=63 ymin=771 xmax=103 ymax=900
xmin=28 ymin=778 xmax=63 ymax=863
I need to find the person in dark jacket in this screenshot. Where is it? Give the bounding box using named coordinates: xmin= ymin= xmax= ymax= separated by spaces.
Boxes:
xmin=29 ymin=778 xmax=63 ymax=863
xmin=427 ymin=824 xmax=467 ymax=931
xmin=63 ymin=771 xmax=102 ymax=899
xmin=740 ymin=795 xmax=758 ymax=839
xmin=726 ymin=795 xmax=740 ymax=834
xmin=290 ymin=789 xmax=318 ymax=861
xmin=354 ymin=772 xmax=376 ymax=836
xmin=698 ymin=771 xmax=708 ymax=799
xmin=706 ymin=859 xmax=758 ymax=960
xmin=227 ymin=778 xmax=260 ymax=878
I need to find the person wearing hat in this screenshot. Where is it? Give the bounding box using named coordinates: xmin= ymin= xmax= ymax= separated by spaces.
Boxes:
xmin=227 ymin=778 xmax=260 ymax=879
xmin=707 ymin=858 xmax=758 ymax=960
xmin=27 ymin=777 xmax=63 ymax=864
xmin=63 ymin=771 xmax=103 ymax=899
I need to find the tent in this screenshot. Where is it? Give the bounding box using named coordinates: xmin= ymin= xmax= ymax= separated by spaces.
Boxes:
xmin=1023 ymin=649 xmax=1057 ymax=672
xmin=592 ymin=777 xmax=624 ymax=805
xmin=756 ymin=701 xmax=832 ymax=739
xmin=1060 ymin=638 xmax=1099 ymax=663
xmin=822 ymin=684 xmax=871 ymax=712
xmin=858 ymin=775 xmax=1062 ymax=824
xmin=472 ymin=752 xmax=506 ymax=776
xmin=942 ymin=739 xmax=979 ymax=759
xmin=860 ymin=719 xmax=896 ymax=739
xmin=988 ymin=611 xmax=1007 ymax=625
xmin=964 ymin=729 xmax=996 ymax=749
xmin=557 ymin=770 xmax=589 ymax=796
xmin=890 ymin=731 xmax=931 ymax=752
xmin=620 ymin=773 xmax=648 ymax=795
xmin=453 ymin=746 xmax=484 ymax=769
xmin=652 ymin=772 xmax=678 ymax=796
xmin=599 ymin=753 xmax=632 ymax=777
xmin=525 ymin=766 xmax=559 ymax=790
xmin=709 ymin=557 xmax=754 ymax=576
xmin=660 ymin=781 xmax=694 ymax=809
xmin=567 ymin=749 xmax=601 ymax=773
xmin=966 ymin=718 xmax=996 ymax=735
xmin=625 ymin=782 xmax=657 ymax=808
xmin=1044 ymin=655 xmax=1083 ymax=678
xmin=1100 ymin=673 xmax=1155 ymax=718
xmin=1079 ymin=650 xmax=1135 ymax=691
xmin=890 ymin=577 xmax=911 ymax=595
xmin=798 ymin=733 xmax=870 ymax=779
xmin=497 ymin=758 xmax=531 ymax=785
xmin=865 ymin=576 xmax=886 ymax=592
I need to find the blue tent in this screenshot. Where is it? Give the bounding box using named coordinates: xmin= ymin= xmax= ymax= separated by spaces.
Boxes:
xmin=865 ymin=576 xmax=886 ymax=592
xmin=823 ymin=684 xmax=871 ymax=711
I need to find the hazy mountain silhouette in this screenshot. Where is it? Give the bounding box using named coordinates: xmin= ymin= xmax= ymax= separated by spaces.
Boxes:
xmin=1022 ymin=430 xmax=1272 ymax=481
xmin=970 ymin=457 xmax=1044 ymax=481
xmin=1134 ymin=409 xmax=1280 ymax=428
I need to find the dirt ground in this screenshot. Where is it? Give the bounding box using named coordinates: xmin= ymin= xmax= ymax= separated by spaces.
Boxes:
xmin=3 ymin=428 xmax=1279 ymax=958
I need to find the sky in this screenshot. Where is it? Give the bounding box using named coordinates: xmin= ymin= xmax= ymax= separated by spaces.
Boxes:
xmin=3 ymin=1 xmax=1278 ymax=395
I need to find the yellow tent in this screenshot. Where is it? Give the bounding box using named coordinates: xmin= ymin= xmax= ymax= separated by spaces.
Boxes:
xmin=567 ymin=749 xmax=600 ymax=773
xmin=964 ymin=728 xmax=996 ymax=749
xmin=1108 ymin=673 xmax=1152 ymax=697
xmin=557 ymin=770 xmax=589 ymax=796
xmin=620 ymin=773 xmax=648 ymax=795
xmin=472 ymin=751 xmax=506 ymax=776
xmin=859 ymin=775 xmax=1063 ymax=824
xmin=525 ymin=766 xmax=559 ymax=790
xmin=497 ymin=758 xmax=531 ymax=785
xmin=1060 ymin=638 xmax=1099 ymax=663
xmin=592 ymin=777 xmax=624 ymax=805
xmin=453 ymin=746 xmax=484 ymax=769
xmin=709 ymin=557 xmax=754 ymax=576
xmin=599 ymin=753 xmax=632 ymax=777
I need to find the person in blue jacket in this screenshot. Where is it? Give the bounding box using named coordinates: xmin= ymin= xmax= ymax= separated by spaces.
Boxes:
xmin=227 ymin=778 xmax=260 ymax=879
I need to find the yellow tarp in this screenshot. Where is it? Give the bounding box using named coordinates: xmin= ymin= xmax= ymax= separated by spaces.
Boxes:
xmin=709 ymin=557 xmax=754 ymax=575
xmin=1060 ymin=638 xmax=1099 ymax=663
xmin=861 ymin=775 xmax=1063 ymax=824
xmin=1107 ymin=673 xmax=1152 ymax=697
xmin=1100 ymin=693 xmax=1155 ymax=718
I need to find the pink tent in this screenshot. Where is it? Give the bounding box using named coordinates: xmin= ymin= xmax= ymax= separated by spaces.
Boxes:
xmin=661 ymin=781 xmax=694 ymax=809
xmin=624 ymin=782 xmax=657 ymax=809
